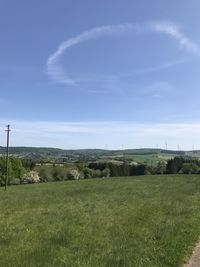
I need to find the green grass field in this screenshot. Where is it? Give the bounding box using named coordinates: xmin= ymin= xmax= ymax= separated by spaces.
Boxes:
xmin=1 ymin=175 xmax=200 ymax=267
xmin=100 ymin=153 xmax=175 ymax=165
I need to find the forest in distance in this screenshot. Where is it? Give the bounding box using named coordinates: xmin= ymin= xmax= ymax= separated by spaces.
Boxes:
xmin=1 ymin=147 xmax=200 ymax=186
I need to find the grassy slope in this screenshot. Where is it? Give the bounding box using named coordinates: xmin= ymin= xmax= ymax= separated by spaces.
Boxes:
xmin=99 ymin=153 xmax=175 ymax=165
xmin=1 ymin=176 xmax=200 ymax=267
xmin=124 ymin=153 xmax=174 ymax=164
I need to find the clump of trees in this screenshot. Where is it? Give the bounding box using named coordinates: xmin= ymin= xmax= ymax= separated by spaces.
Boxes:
xmin=166 ymin=157 xmax=200 ymax=174
xmin=0 ymin=156 xmax=151 ymax=186
xmin=1 ymin=155 xmax=200 ymax=187
xmin=0 ymin=156 xmax=26 ymax=185
xmin=35 ymin=164 xmax=111 ymax=182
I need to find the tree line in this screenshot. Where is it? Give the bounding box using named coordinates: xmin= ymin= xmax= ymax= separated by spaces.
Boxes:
xmin=166 ymin=157 xmax=200 ymax=174
xmin=0 ymin=156 xmax=200 ymax=186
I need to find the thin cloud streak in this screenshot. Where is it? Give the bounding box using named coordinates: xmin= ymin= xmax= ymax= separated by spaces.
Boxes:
xmin=1 ymin=119 xmax=200 ymax=136
xmin=46 ymin=21 xmax=199 ymax=86
xmin=1 ymin=120 xmax=200 ymax=149
xmin=149 ymin=21 xmax=200 ymax=55
xmin=47 ymin=23 xmax=140 ymax=85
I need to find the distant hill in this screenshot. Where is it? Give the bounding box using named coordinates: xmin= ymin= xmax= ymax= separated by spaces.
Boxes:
xmin=0 ymin=146 xmax=190 ymax=162
xmin=0 ymin=146 xmax=109 ymax=160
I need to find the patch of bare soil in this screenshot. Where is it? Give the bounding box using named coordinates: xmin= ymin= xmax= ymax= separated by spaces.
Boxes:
xmin=183 ymin=240 xmax=200 ymax=267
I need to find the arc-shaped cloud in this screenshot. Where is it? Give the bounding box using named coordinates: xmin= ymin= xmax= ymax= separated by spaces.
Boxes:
xmin=46 ymin=21 xmax=199 ymax=85
xmin=149 ymin=21 xmax=199 ymax=54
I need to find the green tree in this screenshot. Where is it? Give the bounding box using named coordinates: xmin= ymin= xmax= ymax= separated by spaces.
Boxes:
xmin=155 ymin=161 xmax=166 ymax=174
xmin=83 ymin=167 xmax=93 ymax=179
xmin=21 ymin=158 xmax=36 ymax=170
xmin=52 ymin=166 xmax=65 ymax=181
xmin=101 ymin=168 xmax=110 ymax=178
xmin=180 ymin=163 xmax=199 ymax=174
xmin=0 ymin=157 xmax=7 ymax=185
xmin=93 ymin=169 xmax=102 ymax=178
xmin=166 ymin=157 xmax=185 ymax=174
xmin=0 ymin=157 xmax=25 ymax=185
xmin=36 ymin=166 xmax=54 ymax=182
xmin=9 ymin=157 xmax=25 ymax=184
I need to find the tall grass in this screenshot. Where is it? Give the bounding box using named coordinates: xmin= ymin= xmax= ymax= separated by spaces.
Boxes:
xmin=0 ymin=175 xmax=200 ymax=266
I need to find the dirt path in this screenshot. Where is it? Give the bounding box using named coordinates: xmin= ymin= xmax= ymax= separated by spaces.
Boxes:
xmin=183 ymin=240 xmax=200 ymax=267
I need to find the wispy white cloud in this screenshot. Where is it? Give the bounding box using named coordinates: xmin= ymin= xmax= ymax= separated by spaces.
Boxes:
xmin=1 ymin=119 xmax=200 ymax=149
xmin=148 ymin=21 xmax=200 ymax=55
xmin=47 ymin=23 xmax=140 ymax=85
xmin=46 ymin=21 xmax=199 ymax=86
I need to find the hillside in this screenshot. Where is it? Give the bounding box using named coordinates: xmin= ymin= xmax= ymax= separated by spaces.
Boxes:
xmin=0 ymin=146 xmax=197 ymax=165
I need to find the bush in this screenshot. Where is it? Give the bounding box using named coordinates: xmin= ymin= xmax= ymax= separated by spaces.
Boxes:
xmin=180 ymin=163 xmax=199 ymax=174
xmin=23 ymin=171 xmax=40 ymax=183
xmin=93 ymin=169 xmax=102 ymax=178
xmin=67 ymin=169 xmax=80 ymax=180
xmin=166 ymin=157 xmax=185 ymax=174
xmin=83 ymin=167 xmax=93 ymax=179
xmin=88 ymin=162 xmax=107 ymax=171
xmin=0 ymin=156 xmax=25 ymax=185
xmin=52 ymin=166 xmax=65 ymax=181
xmin=101 ymin=168 xmax=110 ymax=178
xmin=130 ymin=164 xmax=147 ymax=176
xmin=36 ymin=166 xmax=54 ymax=182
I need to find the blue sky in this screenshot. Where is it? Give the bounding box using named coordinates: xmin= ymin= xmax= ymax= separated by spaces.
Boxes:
xmin=0 ymin=0 xmax=200 ymax=149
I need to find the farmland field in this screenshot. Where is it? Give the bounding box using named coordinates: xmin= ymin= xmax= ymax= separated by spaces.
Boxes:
xmin=1 ymin=175 xmax=200 ymax=267
xmin=122 ymin=153 xmax=175 ymax=164
xmin=99 ymin=153 xmax=175 ymax=165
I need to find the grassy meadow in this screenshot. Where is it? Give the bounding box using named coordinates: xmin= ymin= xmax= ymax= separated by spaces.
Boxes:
xmin=122 ymin=153 xmax=174 ymax=165
xmin=100 ymin=152 xmax=175 ymax=165
xmin=1 ymin=175 xmax=200 ymax=266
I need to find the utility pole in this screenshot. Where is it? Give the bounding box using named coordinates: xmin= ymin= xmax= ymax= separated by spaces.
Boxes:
xmin=5 ymin=125 xmax=10 ymax=191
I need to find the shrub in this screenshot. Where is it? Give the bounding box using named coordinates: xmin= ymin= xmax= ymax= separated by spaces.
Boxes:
xmin=52 ymin=166 xmax=65 ymax=181
xmin=83 ymin=167 xmax=93 ymax=179
xmin=67 ymin=169 xmax=80 ymax=180
xmin=93 ymin=169 xmax=102 ymax=178
xmin=101 ymin=168 xmax=110 ymax=178
xmin=35 ymin=166 xmax=54 ymax=182
xmin=23 ymin=171 xmax=40 ymax=183
xmin=180 ymin=163 xmax=199 ymax=174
